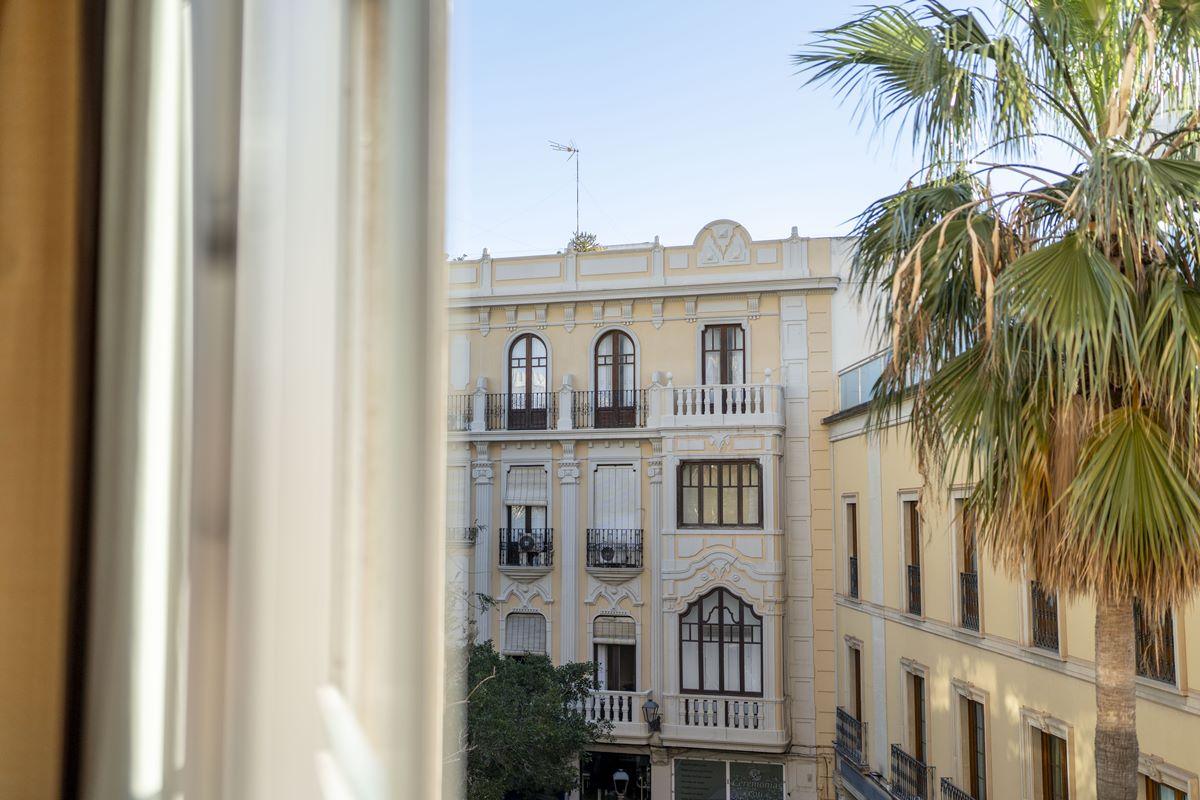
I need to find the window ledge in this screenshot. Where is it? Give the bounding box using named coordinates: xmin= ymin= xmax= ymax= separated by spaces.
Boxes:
xmin=499 ymin=565 xmax=552 ymax=582
xmin=585 ymin=566 xmax=643 ymax=583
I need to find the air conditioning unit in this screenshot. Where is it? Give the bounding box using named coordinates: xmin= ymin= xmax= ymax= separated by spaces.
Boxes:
xmin=518 ymin=534 xmax=537 ymax=552
xmin=599 ymin=545 xmax=617 ymax=564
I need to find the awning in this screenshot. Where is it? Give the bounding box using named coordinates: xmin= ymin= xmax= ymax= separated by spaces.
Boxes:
xmin=504 ymin=465 xmax=547 ymax=506
xmin=593 ymin=615 xmax=636 ymax=644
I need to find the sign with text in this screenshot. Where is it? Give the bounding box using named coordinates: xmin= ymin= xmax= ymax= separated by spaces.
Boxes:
xmin=673 ymin=759 xmax=726 ymax=800
xmin=729 ymin=762 xmax=785 ymax=800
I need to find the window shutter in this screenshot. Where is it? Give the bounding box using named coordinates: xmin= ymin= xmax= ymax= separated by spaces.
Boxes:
xmin=593 ymin=615 xmax=636 ymax=644
xmin=504 ymin=612 xmax=547 ymax=654
xmin=504 ymin=466 xmax=547 ymax=506
xmin=446 ymin=465 xmax=469 ymax=528
xmin=592 ymin=465 xmax=637 ymax=529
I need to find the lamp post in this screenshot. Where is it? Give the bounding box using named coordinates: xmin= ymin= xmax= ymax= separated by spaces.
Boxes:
xmin=612 ymin=768 xmax=630 ymax=798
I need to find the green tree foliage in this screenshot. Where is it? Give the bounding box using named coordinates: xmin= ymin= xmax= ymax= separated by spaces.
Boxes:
xmin=459 ymin=641 xmax=609 ymax=800
xmin=798 ymin=3 xmax=1200 ymax=798
xmin=568 ymin=230 xmax=602 ymax=252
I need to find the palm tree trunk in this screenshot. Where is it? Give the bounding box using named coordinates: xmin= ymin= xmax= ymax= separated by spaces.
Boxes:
xmin=1094 ymin=595 xmax=1138 ymax=800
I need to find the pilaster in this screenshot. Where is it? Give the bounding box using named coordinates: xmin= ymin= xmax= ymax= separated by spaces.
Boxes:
xmin=471 ymin=444 xmax=495 ymax=643
xmin=557 ymin=441 xmax=581 ymax=664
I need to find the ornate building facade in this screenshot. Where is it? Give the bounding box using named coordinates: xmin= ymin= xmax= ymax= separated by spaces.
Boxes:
xmin=445 ymin=220 xmax=863 ymax=799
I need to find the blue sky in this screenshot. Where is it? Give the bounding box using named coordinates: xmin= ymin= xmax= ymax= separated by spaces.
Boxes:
xmin=445 ymin=2 xmax=930 ymax=258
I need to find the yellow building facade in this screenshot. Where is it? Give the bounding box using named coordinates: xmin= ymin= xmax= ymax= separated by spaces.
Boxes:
xmin=829 ymin=369 xmax=1200 ymax=800
xmin=445 ymin=221 xmax=862 ymax=799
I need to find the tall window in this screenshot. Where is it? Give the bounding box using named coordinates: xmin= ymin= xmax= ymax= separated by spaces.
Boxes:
xmin=906 ymin=670 xmax=927 ymax=763
xmin=501 ymin=466 xmax=550 ymax=567
xmin=702 ymin=324 xmax=746 ymax=385
xmin=504 ymin=612 xmax=547 ymax=656
xmin=903 ymin=498 xmax=922 ymax=615
xmin=959 ymin=696 xmax=987 ymax=799
xmin=1034 ymin=728 xmax=1068 ymax=800
xmin=1135 ymin=602 xmax=1177 ymax=685
xmin=593 ymin=615 xmax=636 ymax=692
xmin=848 ymin=645 xmax=863 ymax=720
xmin=508 ymin=333 xmax=548 ymax=430
xmin=679 ymin=588 xmax=763 ymax=695
xmin=594 ymin=330 xmax=636 ymax=428
xmin=958 ymin=499 xmax=980 ymax=631
xmin=1030 ymin=581 xmax=1060 ymax=652
xmin=678 ymin=461 xmax=761 ymax=528
xmin=846 ymin=500 xmax=860 ymax=599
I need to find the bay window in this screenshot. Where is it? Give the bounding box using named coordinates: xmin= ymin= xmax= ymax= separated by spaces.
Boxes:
xmin=679 ymin=588 xmax=763 ymax=695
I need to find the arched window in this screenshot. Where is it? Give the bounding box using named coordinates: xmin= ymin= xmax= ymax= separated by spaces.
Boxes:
xmin=594 ymin=330 xmax=636 ymax=428
xmin=508 ymin=334 xmax=548 ymax=430
xmin=679 ymin=588 xmax=762 ymax=695
xmin=504 ymin=611 xmax=547 ymax=655
xmin=593 ymin=615 xmax=637 ymax=692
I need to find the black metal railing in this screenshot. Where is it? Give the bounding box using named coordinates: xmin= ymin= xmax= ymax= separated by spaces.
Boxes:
xmin=939 ymin=778 xmax=972 ymax=800
xmin=1030 ymin=581 xmax=1059 ymax=652
xmin=960 ymin=571 xmax=979 ymax=631
xmin=485 ymin=392 xmax=557 ymax=431
xmin=1135 ymin=602 xmax=1176 ymax=684
xmin=836 ymin=707 xmax=865 ymax=765
xmin=447 ymin=526 xmax=478 ymax=544
xmin=848 ymin=556 xmax=860 ymax=599
xmin=447 ymin=394 xmax=473 ymax=431
xmin=585 ymin=529 xmax=643 ymax=569
xmin=890 ymin=744 xmax=930 ymax=800
xmin=570 ymin=389 xmax=648 ymax=429
xmin=498 ymin=528 xmax=554 ymax=567
xmin=906 ymin=564 xmax=922 ymax=615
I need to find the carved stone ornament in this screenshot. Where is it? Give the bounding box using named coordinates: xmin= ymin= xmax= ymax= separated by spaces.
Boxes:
xmin=471 ymin=461 xmax=494 ymax=484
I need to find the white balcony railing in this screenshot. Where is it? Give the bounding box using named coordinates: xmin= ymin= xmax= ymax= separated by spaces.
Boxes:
xmin=448 ymin=372 xmax=786 ymax=433
xmin=662 ymin=694 xmax=788 ymax=749
xmin=572 ymin=689 xmax=651 ymax=741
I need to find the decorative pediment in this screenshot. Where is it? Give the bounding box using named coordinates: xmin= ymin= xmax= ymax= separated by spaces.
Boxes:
xmin=695 ymin=220 xmax=752 ymax=267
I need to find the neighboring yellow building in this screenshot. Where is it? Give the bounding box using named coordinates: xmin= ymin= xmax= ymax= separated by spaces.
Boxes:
xmin=444 ymin=220 xmax=861 ymax=799
xmin=829 ymin=360 xmax=1200 ymax=800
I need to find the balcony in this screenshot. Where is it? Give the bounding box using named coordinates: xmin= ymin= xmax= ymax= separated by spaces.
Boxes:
xmin=585 ymin=529 xmax=643 ymax=580
xmin=906 ymin=564 xmax=922 ymax=616
xmin=661 ymin=694 xmax=788 ymax=750
xmin=446 ymin=374 xmax=783 ymax=433
xmin=848 ymin=556 xmax=860 ymax=599
xmin=572 ymin=689 xmax=652 ymax=742
xmin=959 ymin=571 xmax=979 ymax=631
xmin=1030 ymin=581 xmax=1059 ymax=652
xmin=446 ymin=525 xmax=478 ymax=546
xmin=939 ymin=778 xmax=972 ymax=800
xmin=890 ymin=744 xmax=932 ymax=800
xmin=498 ymin=527 xmax=553 ymax=580
xmin=836 ymin=707 xmax=867 ymax=767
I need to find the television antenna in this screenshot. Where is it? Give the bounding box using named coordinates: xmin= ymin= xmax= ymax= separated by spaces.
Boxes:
xmin=549 ymin=140 xmax=581 ymax=234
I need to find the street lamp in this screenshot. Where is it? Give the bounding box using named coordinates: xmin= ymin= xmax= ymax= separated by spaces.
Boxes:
xmin=641 ymin=698 xmax=661 ymax=732
xmin=612 ymin=768 xmax=630 ymax=798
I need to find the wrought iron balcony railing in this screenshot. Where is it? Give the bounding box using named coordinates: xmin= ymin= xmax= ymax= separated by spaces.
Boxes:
xmin=959 ymin=571 xmax=979 ymax=631
xmin=939 ymin=778 xmax=973 ymax=800
xmin=586 ymin=528 xmax=643 ymax=569
xmin=836 ymin=707 xmax=866 ymax=766
xmin=571 ymin=389 xmax=648 ymax=429
xmin=847 ymin=555 xmax=860 ymax=599
xmin=906 ymin=564 xmax=922 ymax=616
xmin=1135 ymin=602 xmax=1177 ymax=685
xmin=1030 ymin=581 xmax=1059 ymax=652
xmin=498 ymin=528 xmax=553 ymax=568
xmin=890 ymin=744 xmax=931 ymax=800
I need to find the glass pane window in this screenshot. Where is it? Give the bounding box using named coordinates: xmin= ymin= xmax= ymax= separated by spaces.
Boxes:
xmin=677 ymin=460 xmax=762 ymax=528
xmin=679 ymin=587 xmax=763 ymax=695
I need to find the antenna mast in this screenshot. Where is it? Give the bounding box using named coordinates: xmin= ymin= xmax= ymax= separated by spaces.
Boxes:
xmin=549 ymin=140 xmax=581 ymax=234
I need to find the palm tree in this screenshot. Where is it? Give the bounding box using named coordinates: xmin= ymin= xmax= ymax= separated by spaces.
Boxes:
xmin=796 ymin=3 xmax=1200 ymax=798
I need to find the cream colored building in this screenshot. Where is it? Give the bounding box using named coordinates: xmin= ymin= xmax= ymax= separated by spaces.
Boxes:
xmin=829 ymin=360 xmax=1200 ymax=800
xmin=445 ymin=220 xmax=859 ymax=799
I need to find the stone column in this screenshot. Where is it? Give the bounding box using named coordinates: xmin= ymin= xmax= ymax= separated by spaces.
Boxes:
xmin=471 ymin=444 xmax=495 ymax=643
xmin=557 ymin=441 xmax=581 ymax=665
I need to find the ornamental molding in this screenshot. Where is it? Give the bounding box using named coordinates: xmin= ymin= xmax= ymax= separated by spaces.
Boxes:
xmin=647 ymin=458 xmax=664 ymax=483
xmin=497 ymin=576 xmax=553 ymax=607
xmin=471 ymin=461 xmax=494 ymax=484
xmin=557 ymin=460 xmax=581 ymax=483
xmin=585 ymin=576 xmax=643 ymax=610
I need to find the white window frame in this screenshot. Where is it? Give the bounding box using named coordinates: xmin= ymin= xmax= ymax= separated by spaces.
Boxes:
xmin=899 ymin=657 xmax=931 ymax=764
xmin=1018 ymin=569 xmax=1066 ymax=658
xmin=1020 ymin=707 xmax=1074 ymax=800
xmin=842 ymin=493 xmax=861 ymax=601
xmin=693 ymin=317 xmax=754 ymax=385
xmin=1138 ymin=753 xmax=1198 ymax=799
xmin=590 ymin=612 xmax=640 ymax=691
xmin=897 ymin=490 xmax=922 ymax=617
xmin=951 ymin=678 xmax=992 ymax=800
xmin=949 ymin=489 xmax=983 ymax=634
